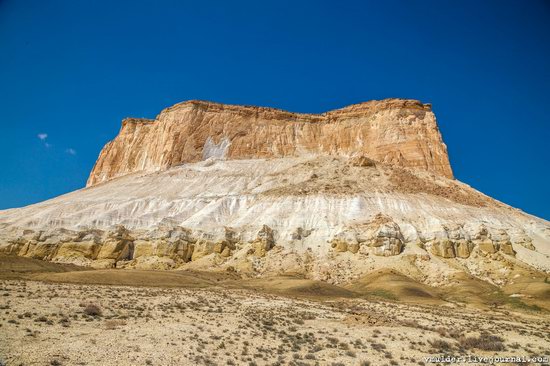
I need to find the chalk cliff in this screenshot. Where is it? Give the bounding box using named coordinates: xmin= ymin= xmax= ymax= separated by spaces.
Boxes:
xmin=1 ymin=99 xmax=549 ymax=287
xmin=87 ymin=99 xmax=453 ymax=186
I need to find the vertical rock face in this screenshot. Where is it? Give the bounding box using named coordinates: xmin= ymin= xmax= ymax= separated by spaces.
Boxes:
xmin=4 ymin=97 xmax=549 ymax=285
xmin=87 ymin=99 xmax=453 ymax=186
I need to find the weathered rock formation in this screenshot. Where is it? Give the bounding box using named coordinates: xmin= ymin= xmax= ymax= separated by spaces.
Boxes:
xmin=87 ymin=99 xmax=453 ymax=186
xmin=330 ymin=214 xmax=404 ymax=257
xmin=1 ymin=99 xmax=549 ymax=286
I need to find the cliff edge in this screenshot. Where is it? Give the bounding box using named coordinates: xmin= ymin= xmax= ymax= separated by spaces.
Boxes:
xmin=1 ymin=99 xmax=549 ymax=286
xmin=87 ymin=99 xmax=453 ymax=186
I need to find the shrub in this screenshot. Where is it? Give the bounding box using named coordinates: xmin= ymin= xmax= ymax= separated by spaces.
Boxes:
xmin=104 ymin=319 xmax=125 ymax=329
xmin=83 ymin=304 xmax=102 ymax=317
xmin=429 ymin=339 xmax=453 ymax=351
xmin=459 ymin=333 xmax=505 ymax=351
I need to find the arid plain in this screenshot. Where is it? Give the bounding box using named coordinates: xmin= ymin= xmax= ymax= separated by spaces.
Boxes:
xmin=1 ymin=99 xmax=550 ymax=365
xmin=1 ymin=256 xmax=549 ymax=366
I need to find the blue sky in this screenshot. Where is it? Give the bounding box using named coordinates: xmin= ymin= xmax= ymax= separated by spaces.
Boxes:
xmin=0 ymin=0 xmax=549 ymax=219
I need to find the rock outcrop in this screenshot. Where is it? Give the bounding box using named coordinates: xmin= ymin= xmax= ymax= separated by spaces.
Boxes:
xmin=330 ymin=214 xmax=404 ymax=257
xmin=1 ymin=99 xmax=549 ymax=286
xmin=87 ymin=99 xmax=453 ymax=186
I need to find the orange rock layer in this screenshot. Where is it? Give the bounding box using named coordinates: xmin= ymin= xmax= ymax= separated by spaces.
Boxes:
xmin=87 ymin=98 xmax=453 ymax=186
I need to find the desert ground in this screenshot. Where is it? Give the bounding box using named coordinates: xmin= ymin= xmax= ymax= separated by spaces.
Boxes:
xmin=0 ymin=256 xmax=549 ymax=366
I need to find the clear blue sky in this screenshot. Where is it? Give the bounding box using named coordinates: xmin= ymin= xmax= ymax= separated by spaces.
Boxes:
xmin=0 ymin=0 xmax=549 ymax=219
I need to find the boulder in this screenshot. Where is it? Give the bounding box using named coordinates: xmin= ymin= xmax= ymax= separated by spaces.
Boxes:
xmin=251 ymin=225 xmax=275 ymax=257
xmin=371 ymin=236 xmax=403 ymax=256
xmin=455 ymin=240 xmax=473 ymax=258
xmin=330 ymin=239 xmax=349 ymax=253
xmin=349 ymin=155 xmax=376 ymax=167
xmin=499 ymin=241 xmax=515 ymax=256
xmin=330 ymin=214 xmax=404 ymax=256
xmin=96 ymin=226 xmax=134 ymax=261
xmin=478 ymin=240 xmax=498 ymax=254
xmin=515 ymin=235 xmax=536 ymax=251
xmin=366 ymin=215 xmax=404 ymax=256
xmin=55 ymin=241 xmax=100 ymax=259
xmin=191 ymin=239 xmax=216 ymax=261
xmin=429 ymin=239 xmax=456 ymax=258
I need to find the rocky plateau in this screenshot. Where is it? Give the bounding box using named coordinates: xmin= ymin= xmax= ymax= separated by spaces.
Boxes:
xmin=1 ymin=98 xmax=549 ymax=288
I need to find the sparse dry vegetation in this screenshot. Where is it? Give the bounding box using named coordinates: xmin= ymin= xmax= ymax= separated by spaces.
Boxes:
xmin=0 ymin=256 xmax=549 ymax=365
xmin=83 ymin=304 xmax=102 ymax=317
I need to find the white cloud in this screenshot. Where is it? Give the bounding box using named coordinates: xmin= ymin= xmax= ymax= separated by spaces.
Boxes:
xmin=37 ymin=133 xmax=51 ymax=148
xmin=65 ymin=148 xmax=76 ymax=155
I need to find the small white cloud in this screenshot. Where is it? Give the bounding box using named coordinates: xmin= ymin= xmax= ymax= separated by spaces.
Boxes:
xmin=38 ymin=133 xmax=51 ymax=148
xmin=65 ymin=148 xmax=76 ymax=155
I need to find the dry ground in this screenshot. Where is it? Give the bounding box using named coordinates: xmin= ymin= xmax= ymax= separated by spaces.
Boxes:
xmin=1 ymin=257 xmax=549 ymax=366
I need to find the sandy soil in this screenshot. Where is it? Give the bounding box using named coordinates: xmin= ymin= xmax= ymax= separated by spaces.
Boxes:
xmin=1 ymin=259 xmax=549 ymax=366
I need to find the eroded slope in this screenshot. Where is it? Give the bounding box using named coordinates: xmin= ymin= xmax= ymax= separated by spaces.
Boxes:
xmin=1 ymin=155 xmax=548 ymax=288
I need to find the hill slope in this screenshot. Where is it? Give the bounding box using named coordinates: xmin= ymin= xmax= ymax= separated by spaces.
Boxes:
xmin=0 ymin=99 xmax=548 ymax=289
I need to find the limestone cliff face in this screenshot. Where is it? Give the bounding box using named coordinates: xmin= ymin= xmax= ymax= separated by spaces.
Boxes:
xmin=2 ymin=98 xmax=548 ymax=286
xmin=87 ymin=99 xmax=453 ymax=186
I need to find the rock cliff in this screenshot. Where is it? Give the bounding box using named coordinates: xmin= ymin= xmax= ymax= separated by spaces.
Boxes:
xmin=1 ymin=99 xmax=549 ymax=288
xmin=87 ymin=99 xmax=453 ymax=186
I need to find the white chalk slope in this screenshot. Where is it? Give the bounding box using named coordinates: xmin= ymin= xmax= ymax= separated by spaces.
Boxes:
xmin=1 ymin=155 xmax=549 ymax=276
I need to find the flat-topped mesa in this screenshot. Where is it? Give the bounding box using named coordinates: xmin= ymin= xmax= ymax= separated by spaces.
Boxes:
xmin=87 ymin=98 xmax=453 ymax=186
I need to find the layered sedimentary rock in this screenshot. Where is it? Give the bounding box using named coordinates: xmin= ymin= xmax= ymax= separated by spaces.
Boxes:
xmin=1 ymin=154 xmax=549 ymax=283
xmin=330 ymin=214 xmax=404 ymax=257
xmin=1 ymin=99 xmax=549 ymax=286
xmin=87 ymin=99 xmax=453 ymax=186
